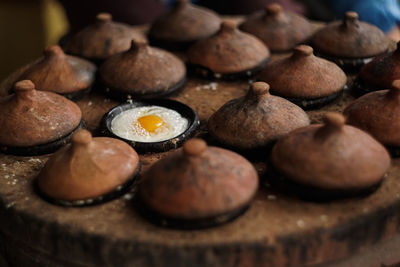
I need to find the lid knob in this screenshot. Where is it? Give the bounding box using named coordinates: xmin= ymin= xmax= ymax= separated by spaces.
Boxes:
xmin=96 ymin=13 xmax=112 ymax=23
xmin=323 ymin=112 xmax=346 ymax=129
xmin=343 ymin=11 xmax=359 ymax=27
xmin=388 ymin=80 xmax=400 ymax=97
xmin=72 ymin=129 xmax=92 ymax=146
xmin=130 ymin=39 xmax=148 ymax=51
xmin=251 ymin=82 xmax=270 ymax=95
xmin=292 ymin=45 xmax=313 ymax=58
xmin=315 ymin=112 xmax=345 ymax=139
xmin=220 ymin=20 xmax=237 ymax=32
xmin=183 ymin=139 xmax=207 ymax=157
xmin=43 ymin=45 xmax=64 ymax=58
xmin=265 ymin=3 xmax=282 ymax=15
xmin=14 ymin=80 xmax=35 ymax=92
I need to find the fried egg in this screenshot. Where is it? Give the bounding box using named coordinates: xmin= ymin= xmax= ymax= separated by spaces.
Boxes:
xmin=111 ymin=106 xmax=189 ymax=142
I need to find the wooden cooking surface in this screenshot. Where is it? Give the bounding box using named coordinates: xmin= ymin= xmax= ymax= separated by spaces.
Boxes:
xmin=1 ymin=68 xmax=400 ymax=266
xmin=1 ymin=21 xmax=400 ymax=267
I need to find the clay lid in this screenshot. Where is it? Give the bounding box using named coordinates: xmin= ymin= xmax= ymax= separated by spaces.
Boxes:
xmin=18 ymin=45 xmax=96 ymax=94
xmin=0 ymin=80 xmax=82 ymax=147
xmin=149 ymin=0 xmax=221 ymax=45
xmin=271 ymin=112 xmax=390 ymax=190
xmin=187 ymin=21 xmax=270 ymax=75
xmin=239 ymin=4 xmax=313 ymax=52
xmin=99 ymin=40 xmax=186 ymax=97
xmin=139 ymin=138 xmax=258 ymax=220
xmin=359 ymin=42 xmax=400 ymax=89
xmin=311 ymin=11 xmax=389 ymax=58
xmin=344 ymin=80 xmax=400 ymax=147
xmin=208 ymin=82 xmax=310 ymax=150
xmin=258 ymin=45 xmax=347 ymax=99
xmin=37 ymin=129 xmax=140 ymax=203
xmin=64 ymin=13 xmax=147 ymax=61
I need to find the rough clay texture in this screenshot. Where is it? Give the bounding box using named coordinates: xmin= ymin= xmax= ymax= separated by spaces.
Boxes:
xmin=258 ymin=46 xmax=347 ymax=99
xmin=140 ymin=143 xmax=258 ymax=220
xmin=239 ymin=5 xmax=313 ymax=52
xmin=311 ymin=14 xmax=389 ymax=58
xmin=0 ymin=84 xmax=82 ymax=147
xmin=149 ymin=0 xmax=221 ymax=42
xmin=271 ymin=122 xmax=391 ymax=190
xmin=38 ymin=132 xmax=140 ymax=201
xmin=208 ymin=82 xmax=310 ymax=149
xmin=187 ymin=22 xmax=270 ymax=74
xmin=344 ymin=88 xmax=400 ymax=147
xmin=65 ymin=14 xmax=147 ymax=61
xmin=99 ymin=42 xmax=186 ymax=95
xmin=19 ymin=46 xmax=96 ymax=94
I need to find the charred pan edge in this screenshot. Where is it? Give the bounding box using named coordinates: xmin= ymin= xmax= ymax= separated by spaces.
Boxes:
xmin=188 ymin=58 xmax=269 ymax=80
xmin=35 ymin=163 xmax=141 ymax=207
xmin=148 ymin=35 xmax=196 ymax=51
xmin=100 ymin=76 xmax=187 ymax=102
xmin=282 ymin=87 xmax=345 ymax=110
xmin=313 ymin=50 xmax=389 ymax=73
xmin=0 ymin=120 xmax=85 ymax=156
xmin=351 ymin=76 xmax=385 ymax=97
xmin=101 ymin=99 xmax=200 ymax=153
xmin=61 ymin=86 xmax=92 ymax=101
xmin=135 ymin=195 xmax=249 ymax=229
xmin=266 ymin=160 xmax=384 ymax=202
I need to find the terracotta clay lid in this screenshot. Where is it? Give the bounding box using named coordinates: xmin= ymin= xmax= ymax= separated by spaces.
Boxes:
xmin=138 ymin=138 xmax=258 ymax=229
xmin=148 ymin=0 xmax=221 ymax=50
xmin=355 ymin=42 xmax=400 ymax=94
xmin=0 ymin=80 xmax=83 ymax=156
xmin=258 ymin=45 xmax=347 ymax=109
xmin=37 ymin=129 xmax=140 ymax=206
xmin=99 ymin=40 xmax=186 ymax=100
xmin=239 ymin=3 xmax=313 ymax=52
xmin=344 ymin=80 xmax=400 ymax=156
xmin=311 ymin=12 xmax=389 ymax=71
xmin=208 ymin=82 xmax=310 ymax=151
xmin=64 ymin=13 xmax=147 ymax=62
xmin=270 ymin=112 xmax=391 ymax=200
xmin=187 ymin=20 xmax=270 ymax=79
xmin=15 ymin=45 xmax=96 ymax=100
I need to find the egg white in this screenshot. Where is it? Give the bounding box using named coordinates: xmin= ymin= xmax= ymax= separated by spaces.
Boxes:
xmin=111 ymin=106 xmax=189 ymax=142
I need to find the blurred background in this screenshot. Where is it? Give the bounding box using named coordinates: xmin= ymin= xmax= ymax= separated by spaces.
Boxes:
xmin=1 ymin=0 xmax=399 ymax=80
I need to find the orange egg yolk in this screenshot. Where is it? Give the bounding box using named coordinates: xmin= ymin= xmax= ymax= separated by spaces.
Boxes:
xmin=137 ymin=115 xmax=165 ymax=133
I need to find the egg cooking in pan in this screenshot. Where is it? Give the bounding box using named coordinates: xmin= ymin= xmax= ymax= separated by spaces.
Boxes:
xmin=111 ymin=106 xmax=189 ymax=142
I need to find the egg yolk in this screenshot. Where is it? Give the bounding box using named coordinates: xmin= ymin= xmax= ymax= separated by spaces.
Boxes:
xmin=137 ymin=115 xmax=165 ymax=133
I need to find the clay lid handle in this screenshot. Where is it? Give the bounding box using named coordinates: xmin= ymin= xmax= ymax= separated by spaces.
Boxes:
xmin=129 ymin=39 xmax=148 ymax=52
xmin=265 ymin=3 xmax=283 ymax=18
xmin=315 ymin=112 xmax=346 ymax=139
xmin=247 ymin=82 xmax=270 ymax=100
xmin=43 ymin=45 xmax=65 ymax=59
xmin=388 ymin=80 xmax=400 ymax=98
xmin=292 ymin=45 xmax=313 ymax=59
xmin=96 ymin=13 xmax=112 ymax=24
xmin=72 ymin=129 xmax=92 ymax=148
xmin=343 ymin=11 xmax=359 ymax=28
xmin=14 ymin=80 xmax=36 ymax=99
xmin=220 ymin=20 xmax=237 ymax=33
xmin=183 ymin=139 xmax=207 ymax=157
